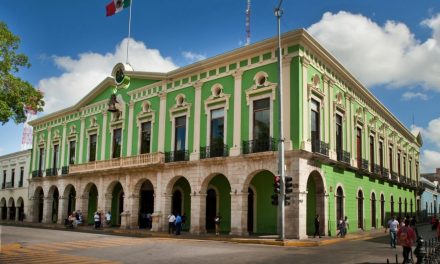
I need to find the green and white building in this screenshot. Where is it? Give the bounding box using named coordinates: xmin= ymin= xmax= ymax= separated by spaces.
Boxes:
xmin=27 ymin=29 xmax=422 ymax=238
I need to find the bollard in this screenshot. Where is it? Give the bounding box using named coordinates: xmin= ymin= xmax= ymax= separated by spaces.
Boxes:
xmin=414 ymin=236 xmax=426 ymax=264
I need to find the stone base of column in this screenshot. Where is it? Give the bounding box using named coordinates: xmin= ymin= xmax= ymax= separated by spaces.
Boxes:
xmin=120 ymin=211 xmax=131 ymax=229
xmin=229 ymin=147 xmax=241 ymax=156
xmin=190 ymin=152 xmax=200 ymax=161
xmin=301 ymin=140 xmax=312 ymax=152
xmin=151 ymin=212 xmax=162 ymax=232
xmin=328 ymin=150 xmax=337 ymax=160
xmin=284 ymin=140 xmax=293 ymax=151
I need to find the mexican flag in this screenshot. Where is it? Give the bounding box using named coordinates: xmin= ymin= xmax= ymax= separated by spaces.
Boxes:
xmin=106 ymin=0 xmax=131 ymax=16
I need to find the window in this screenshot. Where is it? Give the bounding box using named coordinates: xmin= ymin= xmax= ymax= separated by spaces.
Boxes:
xmin=2 ymin=170 xmax=5 ymax=189
xmin=379 ymin=141 xmax=384 ymax=173
xmin=311 ymin=99 xmax=320 ymax=152
xmin=11 ymin=169 xmax=15 ymax=187
xmin=403 ymin=156 xmax=407 ymax=177
xmin=336 ymin=114 xmax=343 ymax=160
xmin=210 ymin=108 xmax=225 ymax=156
xmin=53 ymin=144 xmax=59 ymax=173
xmin=69 ymin=141 xmax=76 ymax=165
xmin=356 ymin=128 xmax=362 ymax=169
xmin=389 ymin=145 xmax=393 ymax=172
xmin=174 ymin=116 xmax=186 ymax=152
xmin=253 ymin=98 xmax=270 ymax=141
xmin=112 ymin=128 xmax=122 ymax=158
xmin=140 ymin=122 xmax=152 ymax=154
xmin=397 ymin=152 xmax=401 ymax=176
xmin=38 ymin=147 xmax=45 ymax=175
xmin=409 ymin=158 xmax=413 ymax=179
xmin=336 ymin=187 xmax=344 ymax=223
xmin=19 ymin=167 xmax=24 ymax=187
xmin=370 ymin=135 xmax=375 ymax=172
xmin=89 ymin=134 xmax=97 ymax=162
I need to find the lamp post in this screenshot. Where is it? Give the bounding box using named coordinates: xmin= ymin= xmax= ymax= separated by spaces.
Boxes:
xmin=275 ymin=0 xmax=285 ymax=241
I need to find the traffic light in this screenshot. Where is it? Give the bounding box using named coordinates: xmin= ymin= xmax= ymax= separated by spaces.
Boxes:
xmin=274 ymin=176 xmax=281 ymax=194
xmin=285 ymin=176 xmax=293 ymax=194
xmin=271 ymin=194 xmax=279 ymax=206
xmin=284 ymin=194 xmax=291 ymax=206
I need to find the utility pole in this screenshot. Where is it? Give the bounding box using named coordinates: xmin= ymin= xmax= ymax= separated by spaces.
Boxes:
xmin=275 ymin=0 xmax=285 ymax=241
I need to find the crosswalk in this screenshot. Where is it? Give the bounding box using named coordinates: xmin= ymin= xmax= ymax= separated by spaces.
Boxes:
xmin=0 ymin=237 xmax=152 ymax=264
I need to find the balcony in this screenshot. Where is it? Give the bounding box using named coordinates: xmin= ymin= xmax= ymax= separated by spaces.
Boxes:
xmin=200 ymin=144 xmax=229 ymax=159
xmin=1 ymin=183 xmax=5 ymax=189
xmin=374 ymin=164 xmax=381 ymax=175
xmin=361 ymin=159 xmax=369 ymax=171
xmin=165 ymin=150 xmax=189 ymax=163
xmin=381 ymin=168 xmax=389 ymax=179
xmin=45 ymin=168 xmax=58 ymax=177
xmin=70 ymin=152 xmax=165 ymax=173
xmin=337 ymin=150 xmax=351 ymax=164
xmin=62 ymin=166 xmax=69 ymax=175
xmin=242 ymin=137 xmax=277 ymax=154
xmin=391 ymin=172 xmax=398 ymax=182
xmin=5 ymin=182 xmax=13 ymax=188
xmin=312 ymin=140 xmax=329 ymax=156
xmin=18 ymin=180 xmax=23 ymax=187
xmin=32 ymin=170 xmax=43 ymax=178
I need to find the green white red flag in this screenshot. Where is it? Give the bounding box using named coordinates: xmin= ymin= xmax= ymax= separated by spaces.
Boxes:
xmin=106 ymin=0 xmax=131 ymax=16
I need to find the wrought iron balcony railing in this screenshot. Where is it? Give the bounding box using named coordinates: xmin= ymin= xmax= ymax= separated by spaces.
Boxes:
xmin=242 ymin=137 xmax=277 ymax=154
xmin=374 ymin=164 xmax=381 ymax=175
xmin=312 ymin=140 xmax=329 ymax=156
xmin=61 ymin=166 xmax=69 ymax=175
xmin=382 ymin=168 xmax=389 ymax=179
xmin=165 ymin=150 xmax=189 ymax=163
xmin=391 ymin=172 xmax=398 ymax=182
xmin=18 ymin=180 xmax=23 ymax=187
xmin=200 ymin=144 xmax=229 ymax=159
xmin=32 ymin=170 xmax=43 ymax=178
xmin=45 ymin=168 xmax=58 ymax=176
xmin=5 ymin=182 xmax=13 ymax=188
xmin=362 ymin=159 xmax=369 ymax=171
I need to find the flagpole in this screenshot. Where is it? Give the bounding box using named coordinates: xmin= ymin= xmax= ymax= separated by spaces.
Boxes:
xmin=126 ymin=0 xmax=133 ymax=64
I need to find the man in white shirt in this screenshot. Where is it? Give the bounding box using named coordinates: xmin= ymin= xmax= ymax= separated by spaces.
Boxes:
xmin=168 ymin=213 xmax=176 ymax=234
xmin=385 ymin=216 xmax=399 ymax=248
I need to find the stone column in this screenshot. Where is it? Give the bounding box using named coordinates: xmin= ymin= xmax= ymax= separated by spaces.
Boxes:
xmin=301 ymin=57 xmax=311 ymax=151
xmin=32 ymin=131 xmax=38 ymax=171
xmin=103 ymin=193 xmax=112 ymax=217
xmin=6 ymin=207 xmax=10 ymax=221
xmin=79 ymin=116 xmax=85 ymax=163
xmin=190 ymin=193 xmax=206 ymax=234
xmin=100 ymin=110 xmax=108 ymax=160
xmin=282 ymin=55 xmax=293 ymax=150
xmin=160 ymin=194 xmax=173 ymax=232
xmin=158 ymin=90 xmax=167 ymax=153
xmin=45 ymin=127 xmax=52 ymax=170
xmin=60 ymin=123 xmax=67 ymax=168
xmin=77 ymin=195 xmax=88 ymax=221
xmin=190 ymin=82 xmax=203 ymax=161
xmin=57 ymin=197 xmax=68 ymax=224
xmin=129 ymin=194 xmax=140 ymax=228
xmin=42 ymin=197 xmax=53 ymax=224
xmin=127 ymin=101 xmax=135 ymax=156
xmin=327 ymin=78 xmax=336 ymax=160
xmin=346 ymin=95 xmax=353 ymax=165
xmin=230 ymin=70 xmax=243 ymax=156
xmin=229 ymin=192 xmax=248 ymax=236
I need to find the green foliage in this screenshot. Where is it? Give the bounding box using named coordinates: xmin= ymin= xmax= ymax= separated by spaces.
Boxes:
xmin=0 ymin=22 xmax=44 ymax=124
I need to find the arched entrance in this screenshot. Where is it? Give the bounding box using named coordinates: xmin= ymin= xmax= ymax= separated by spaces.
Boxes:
xmin=17 ymin=197 xmax=24 ymax=221
xmin=410 ymin=199 xmax=413 ymax=216
xmin=371 ymin=193 xmax=376 ymax=228
xmin=247 ymin=170 xmax=277 ymax=235
xmin=391 ymin=196 xmax=395 ymax=218
xmin=8 ymin=198 xmax=15 ymax=221
xmin=170 ymin=177 xmax=191 ymax=231
xmin=405 ymin=198 xmax=408 ymax=216
xmin=357 ymin=190 xmax=364 ymax=230
xmin=86 ymin=184 xmax=98 ymax=224
xmin=34 ymin=187 xmax=44 ymax=223
xmin=205 ymin=174 xmax=231 ymax=234
xmin=1 ymin=198 xmax=6 ymax=220
xmin=138 ymin=180 xmax=154 ymax=229
xmin=398 ymin=197 xmax=402 ymax=217
xmin=306 ymin=171 xmax=325 ymax=236
xmin=336 ymin=187 xmax=344 ymax=223
xmin=51 ymin=188 xmax=59 ymax=223
xmin=67 ymin=186 xmax=76 ymax=215
xmin=380 ymin=194 xmax=385 ymax=227
xmin=111 ymin=182 xmax=124 ymax=226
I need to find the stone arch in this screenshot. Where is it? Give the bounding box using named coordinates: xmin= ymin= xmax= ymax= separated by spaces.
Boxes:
xmin=398 ymin=197 xmax=402 ymax=218
xmin=105 ymin=180 xmax=124 ymax=226
xmin=16 ymin=197 xmax=24 ymax=221
xmin=132 ymin=178 xmax=155 ymax=229
xmin=33 ymin=186 xmax=44 ymax=223
xmin=8 ymin=197 xmax=15 ymax=221
xmin=0 ymin=197 xmax=6 ymax=220
xmin=404 ymin=198 xmax=408 ymax=216
xmin=306 ymin=170 xmax=326 ymax=236
xmin=335 ymin=184 xmax=345 ymax=227
xmin=371 ymin=191 xmax=377 ymax=228
xmin=241 ymin=168 xmax=277 ymax=193
xmin=47 ymin=185 xmax=60 ymax=223
xmin=380 ymin=193 xmax=385 ymax=227
xmin=203 ymin=173 xmax=231 ymax=234
xmin=390 ymin=195 xmax=395 ymax=218
xmin=82 ymin=182 xmax=99 ymax=224
xmin=357 ymin=189 xmax=364 ymax=230
xmin=247 ymin=184 xmax=257 ymax=234
xmin=8 ymin=197 xmax=15 ymax=207
xmin=61 ymin=184 xmax=77 ymax=222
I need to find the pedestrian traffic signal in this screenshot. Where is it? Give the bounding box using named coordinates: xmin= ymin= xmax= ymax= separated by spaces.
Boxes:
xmin=274 ymin=176 xmax=281 ymax=194
xmin=271 ymin=194 xmax=279 ymax=206
xmin=285 ymin=176 xmax=293 ymax=194
xmin=284 ymin=194 xmax=291 ymax=206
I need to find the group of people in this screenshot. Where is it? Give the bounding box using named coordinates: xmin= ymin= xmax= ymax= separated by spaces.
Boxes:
xmin=94 ymin=211 xmax=112 ymax=229
xmin=336 ymin=216 xmax=350 ymax=238
xmin=386 ymin=215 xmax=417 ymax=263
xmin=64 ymin=211 xmax=83 ymax=228
xmin=167 ymin=213 xmax=186 ymax=235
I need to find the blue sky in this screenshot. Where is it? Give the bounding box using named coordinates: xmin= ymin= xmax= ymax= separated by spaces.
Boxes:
xmin=0 ymin=0 xmax=439 ymax=172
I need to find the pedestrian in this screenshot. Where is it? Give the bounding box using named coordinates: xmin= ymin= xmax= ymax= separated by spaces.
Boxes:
xmin=385 ymin=215 xmax=399 ymax=248
xmin=105 ymin=211 xmax=111 ymax=226
xmin=336 ymin=217 xmax=343 ymax=237
xmin=410 ymin=216 xmax=418 ymax=237
xmin=342 ymin=216 xmax=349 ymax=238
xmin=397 ymin=219 xmax=416 ymax=263
xmin=175 ymin=214 xmax=182 ymax=235
xmin=94 ymin=212 xmax=100 ymax=229
xmin=313 ymin=214 xmax=321 ymax=238
xmin=168 ymin=213 xmax=176 ymax=234
xmin=215 ymin=214 xmax=222 ymax=236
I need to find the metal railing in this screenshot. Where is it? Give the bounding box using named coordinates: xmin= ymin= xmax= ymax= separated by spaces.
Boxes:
xmin=374 ymin=164 xmax=381 ymax=175
xmin=5 ymin=182 xmax=13 ymax=188
xmin=362 ymin=159 xmax=369 ymax=171
xmin=61 ymin=166 xmax=69 ymax=175
xmin=312 ymin=140 xmax=329 ymax=156
xmin=382 ymin=168 xmax=389 ymax=179
xmin=242 ymin=137 xmax=277 ymax=154
xmin=32 ymin=170 xmax=43 ymax=178
xmin=391 ymin=172 xmax=398 ymax=182
xmin=70 ymin=152 xmax=165 ymax=173
xmin=45 ymin=168 xmax=57 ymax=176
xmin=18 ymin=180 xmax=23 ymax=187
xmin=200 ymin=144 xmax=229 ymax=159
xmin=165 ymin=150 xmax=189 ymax=163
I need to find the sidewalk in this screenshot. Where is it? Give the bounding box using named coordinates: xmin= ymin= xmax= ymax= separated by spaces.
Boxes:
xmin=0 ymin=220 xmax=389 ymax=247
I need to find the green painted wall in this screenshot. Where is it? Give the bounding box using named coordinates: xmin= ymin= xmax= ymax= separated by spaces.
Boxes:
xmin=209 ymin=175 xmax=231 ymax=233
xmin=250 ymin=171 xmax=277 ymax=234
xmin=291 ymin=56 xmax=302 ymax=149
xmin=174 ymin=177 xmax=191 ymax=231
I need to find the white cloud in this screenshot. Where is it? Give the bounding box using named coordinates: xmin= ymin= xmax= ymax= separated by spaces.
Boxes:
xmin=401 ymin=92 xmax=428 ymax=101
xmin=307 ymin=11 xmax=440 ymax=91
xmin=421 ymin=149 xmax=440 ymax=173
xmin=181 ymin=51 xmax=206 ymax=63
xmin=38 ymin=38 xmax=178 ymax=114
xmin=412 ymin=117 xmax=440 ymax=148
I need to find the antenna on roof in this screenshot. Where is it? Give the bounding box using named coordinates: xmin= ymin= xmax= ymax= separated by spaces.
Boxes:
xmin=245 ymin=0 xmax=251 ymax=46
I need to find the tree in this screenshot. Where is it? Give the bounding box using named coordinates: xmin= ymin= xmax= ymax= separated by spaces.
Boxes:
xmin=0 ymin=22 xmax=44 ymax=124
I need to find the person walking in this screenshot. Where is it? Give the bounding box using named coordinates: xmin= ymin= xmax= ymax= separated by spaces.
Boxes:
xmin=397 ymin=218 xmax=416 ymax=263
xmin=386 ymin=215 xmax=399 ymax=248
xmin=342 ymin=216 xmax=349 ymax=238
xmin=175 ymin=214 xmax=182 ymax=235
xmin=105 ymin=211 xmax=111 ymax=227
xmin=94 ymin=212 xmax=100 ymax=229
xmin=214 ymin=214 xmax=222 ymax=236
xmin=168 ymin=213 xmax=176 ymax=234
xmin=314 ymin=214 xmax=321 ymax=238
xmin=336 ymin=217 xmax=343 ymax=237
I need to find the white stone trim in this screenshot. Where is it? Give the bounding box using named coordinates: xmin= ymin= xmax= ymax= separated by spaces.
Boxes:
xmin=246 ymin=85 xmax=275 ymax=140
xmin=204 ymin=83 xmax=230 ymax=147
xmin=136 ymin=108 xmax=155 ymax=155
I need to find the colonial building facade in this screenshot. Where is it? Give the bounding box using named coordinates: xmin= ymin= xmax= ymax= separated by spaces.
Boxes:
xmin=27 ymin=29 xmax=421 ymax=239
xmin=0 ymin=149 xmax=31 ymax=221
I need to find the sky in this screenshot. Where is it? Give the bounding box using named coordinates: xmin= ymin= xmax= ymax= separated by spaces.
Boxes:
xmin=0 ymin=0 xmax=439 ymax=172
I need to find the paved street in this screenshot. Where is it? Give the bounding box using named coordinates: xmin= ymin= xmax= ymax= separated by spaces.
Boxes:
xmin=0 ymin=225 xmax=437 ymax=264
